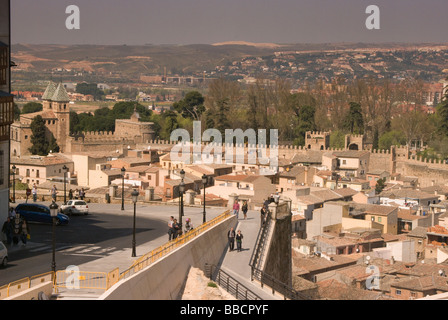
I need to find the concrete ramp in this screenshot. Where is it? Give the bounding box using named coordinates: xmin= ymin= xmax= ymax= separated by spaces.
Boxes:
xmin=99 ymin=214 xmax=237 ymax=300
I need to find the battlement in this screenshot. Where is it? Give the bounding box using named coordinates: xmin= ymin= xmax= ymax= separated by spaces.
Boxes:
xmin=306 ymin=131 xmax=330 ymax=137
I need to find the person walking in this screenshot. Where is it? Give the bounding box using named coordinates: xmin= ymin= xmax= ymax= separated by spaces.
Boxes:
xmin=20 ymin=220 xmax=30 ymax=246
xmin=260 ymin=206 xmax=266 ymax=226
xmin=80 ymin=188 xmax=85 ymax=200
xmin=227 ymin=227 xmax=236 ymax=251
xmin=8 ymin=207 xmax=16 ymax=219
xmin=236 ymin=230 xmax=244 ymax=252
xmin=32 ymin=184 xmax=38 ymax=202
xmin=51 ymin=185 xmax=58 ymax=202
xmin=2 ymin=217 xmax=13 ymax=245
xmin=172 ymin=218 xmax=180 ymax=239
xmin=233 ymin=201 xmax=240 ymax=219
xmin=184 ymin=218 xmax=193 ymax=234
xmin=68 ymin=189 xmax=74 ymax=200
xmin=167 ymin=216 xmax=175 ymax=240
xmin=242 ymin=200 xmax=248 ymax=220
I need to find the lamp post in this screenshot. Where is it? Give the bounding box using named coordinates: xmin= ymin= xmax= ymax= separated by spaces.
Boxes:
xmin=11 ymin=165 xmax=16 ymax=203
xmin=131 ymin=189 xmax=139 ymax=257
xmin=179 ymin=181 xmax=185 ymax=232
xmin=49 ymin=201 xmax=59 ymax=273
xmin=121 ymin=167 xmax=126 ymax=210
xmin=202 ymin=174 xmax=207 ymax=223
xmin=62 ymin=165 xmax=68 ymax=204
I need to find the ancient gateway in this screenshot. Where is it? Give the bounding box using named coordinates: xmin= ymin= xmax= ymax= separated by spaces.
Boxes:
xmin=10 ymin=81 xmax=156 ymax=156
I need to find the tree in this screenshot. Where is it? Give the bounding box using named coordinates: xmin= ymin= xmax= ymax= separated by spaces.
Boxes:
xmin=294 ymin=104 xmax=316 ymax=146
xmin=21 ymin=102 xmax=43 ymax=114
xmin=375 ymin=178 xmax=386 ymax=194
xmin=160 ymin=110 xmax=179 ymax=140
xmin=378 ymin=130 xmax=406 ymax=150
xmin=28 ymin=115 xmax=59 ymax=155
xmin=76 ymin=83 xmax=104 ymax=100
xmin=29 ymin=115 xmax=48 ymax=155
xmin=343 ymin=102 xmax=364 ymax=134
xmin=173 ymin=91 xmax=205 ymax=120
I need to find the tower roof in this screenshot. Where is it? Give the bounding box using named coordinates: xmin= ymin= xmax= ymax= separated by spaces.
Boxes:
xmin=51 ymin=83 xmax=70 ymax=102
xmin=41 ymin=81 xmax=57 ymax=100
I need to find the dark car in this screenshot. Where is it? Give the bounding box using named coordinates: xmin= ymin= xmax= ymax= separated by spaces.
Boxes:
xmin=14 ymin=203 xmax=70 ymax=226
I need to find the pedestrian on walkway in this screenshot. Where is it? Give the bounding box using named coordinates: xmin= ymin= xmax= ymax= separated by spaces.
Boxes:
xmin=32 ymin=184 xmax=38 ymax=202
xmin=184 ymin=218 xmax=193 ymax=233
xmin=8 ymin=207 xmax=16 ymax=219
xmin=80 ymin=188 xmax=85 ymax=200
xmin=51 ymin=185 xmax=58 ymax=202
xmin=260 ymin=206 xmax=266 ymax=226
xmin=68 ymin=189 xmax=74 ymax=200
xmin=172 ymin=218 xmax=181 ymax=239
xmin=233 ymin=201 xmax=240 ymax=219
xmin=167 ymin=216 xmax=175 ymax=240
xmin=227 ymin=227 xmax=236 ymax=251
xmin=20 ymin=220 xmax=30 ymax=246
xmin=1 ymin=217 xmax=13 ymax=245
xmin=236 ymin=230 xmax=244 ymax=252
xmin=242 ymin=200 xmax=248 ymax=220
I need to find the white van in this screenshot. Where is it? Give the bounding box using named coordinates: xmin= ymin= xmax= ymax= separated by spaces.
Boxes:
xmin=0 ymin=241 xmax=8 ymax=267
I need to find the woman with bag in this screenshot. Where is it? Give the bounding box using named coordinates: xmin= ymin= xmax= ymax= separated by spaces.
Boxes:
xmin=20 ymin=220 xmax=30 ymax=246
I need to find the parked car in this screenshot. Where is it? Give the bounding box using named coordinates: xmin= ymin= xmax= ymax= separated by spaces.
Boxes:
xmin=14 ymin=203 xmax=69 ymax=226
xmin=0 ymin=241 xmax=8 ymax=268
xmin=60 ymin=200 xmax=89 ymax=215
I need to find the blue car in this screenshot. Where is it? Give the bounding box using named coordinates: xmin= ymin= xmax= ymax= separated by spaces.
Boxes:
xmin=15 ymin=203 xmax=70 ymax=226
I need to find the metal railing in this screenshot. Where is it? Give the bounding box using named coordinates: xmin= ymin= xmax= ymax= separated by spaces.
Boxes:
xmin=248 ymin=211 xmax=308 ymax=300
xmin=249 ymin=211 xmax=272 ymax=271
xmin=0 ymin=271 xmax=54 ymax=299
xmin=0 ymin=209 xmax=231 ymax=299
xmin=119 ymin=210 xmax=231 ymax=281
xmin=251 ymin=267 xmax=309 ymax=300
xmin=205 ymin=264 xmax=262 ymax=300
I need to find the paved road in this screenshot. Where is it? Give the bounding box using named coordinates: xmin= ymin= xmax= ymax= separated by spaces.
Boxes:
xmin=0 ymin=201 xmax=228 ymax=287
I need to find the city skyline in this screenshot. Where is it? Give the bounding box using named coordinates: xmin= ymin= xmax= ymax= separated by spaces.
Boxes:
xmin=10 ymin=0 xmax=448 ymax=45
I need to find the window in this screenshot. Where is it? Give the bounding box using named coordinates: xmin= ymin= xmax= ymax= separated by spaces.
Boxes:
xmin=0 ymin=150 xmax=3 ymax=185
xmin=378 ymin=217 xmax=382 ymax=223
xmin=0 ymin=44 xmax=7 ymax=85
xmin=395 ymin=289 xmax=401 ymax=296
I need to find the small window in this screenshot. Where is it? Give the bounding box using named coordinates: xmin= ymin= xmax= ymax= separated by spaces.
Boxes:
xmin=396 ymin=289 xmax=401 ymax=296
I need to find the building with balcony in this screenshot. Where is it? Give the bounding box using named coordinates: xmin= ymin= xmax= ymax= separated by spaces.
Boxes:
xmin=0 ymin=0 xmax=14 ymax=222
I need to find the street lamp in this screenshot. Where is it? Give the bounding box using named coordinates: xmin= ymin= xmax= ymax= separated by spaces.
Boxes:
xmin=62 ymin=165 xmax=68 ymax=204
xmin=121 ymin=167 xmax=126 ymax=210
xmin=202 ymin=174 xmax=207 ymax=223
xmin=179 ymin=181 xmax=185 ymax=232
xmin=49 ymin=201 xmax=59 ymax=272
xmin=11 ymin=165 xmax=16 ymax=203
xmin=131 ymin=189 xmax=139 ymax=257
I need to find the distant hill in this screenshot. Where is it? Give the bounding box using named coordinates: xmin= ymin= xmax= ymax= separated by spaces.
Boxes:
xmin=11 ymin=42 xmax=448 ymax=84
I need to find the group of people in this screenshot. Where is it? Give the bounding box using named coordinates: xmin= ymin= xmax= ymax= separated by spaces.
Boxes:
xmin=232 ymin=200 xmax=248 ymax=220
xmin=68 ymin=188 xmax=85 ymax=201
xmin=167 ymin=216 xmax=194 ymax=241
xmin=227 ymin=227 xmax=244 ymax=252
xmin=1 ymin=208 xmax=30 ymax=246
xmin=30 ymin=184 xmax=86 ymax=203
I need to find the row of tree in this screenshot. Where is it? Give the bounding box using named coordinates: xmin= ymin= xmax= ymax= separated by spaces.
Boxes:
xmin=27 ymin=76 xmax=448 ymax=160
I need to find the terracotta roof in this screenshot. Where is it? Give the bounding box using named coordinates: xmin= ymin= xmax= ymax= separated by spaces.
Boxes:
xmin=11 ymin=154 xmax=72 ymax=166
xmin=427 ymin=225 xmax=448 ymax=235
xmin=391 ymin=275 xmax=448 ymax=292
xmin=215 ymin=174 xmax=264 ymax=183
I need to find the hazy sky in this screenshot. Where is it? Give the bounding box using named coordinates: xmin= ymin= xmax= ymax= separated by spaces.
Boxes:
xmin=10 ymin=0 xmax=448 ymax=45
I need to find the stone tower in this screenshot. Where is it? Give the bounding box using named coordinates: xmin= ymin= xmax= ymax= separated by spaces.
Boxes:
xmin=42 ymin=81 xmax=70 ymax=152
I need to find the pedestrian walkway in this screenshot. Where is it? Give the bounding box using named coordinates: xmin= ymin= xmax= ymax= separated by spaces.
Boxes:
xmin=48 ymin=203 xmax=280 ymax=300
